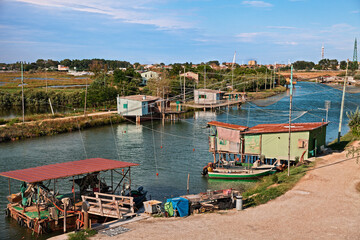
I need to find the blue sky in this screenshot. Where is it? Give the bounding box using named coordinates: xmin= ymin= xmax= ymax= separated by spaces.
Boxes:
xmin=0 ymin=0 xmax=359 ymax=64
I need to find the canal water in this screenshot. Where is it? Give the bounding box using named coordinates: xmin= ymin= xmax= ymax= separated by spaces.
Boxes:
xmin=0 ymin=82 xmax=359 ymax=239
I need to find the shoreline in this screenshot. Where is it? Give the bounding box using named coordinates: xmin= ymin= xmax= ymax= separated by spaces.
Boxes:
xmin=92 ymin=141 xmax=360 ymax=240
xmin=0 ymin=86 xmax=286 ymax=143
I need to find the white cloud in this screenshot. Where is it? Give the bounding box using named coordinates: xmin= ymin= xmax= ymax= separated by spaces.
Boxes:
xmin=14 ymin=0 xmax=192 ymax=30
xmin=351 ymin=10 xmax=359 ymax=14
xmin=242 ymin=1 xmax=273 ymax=8
xmin=275 ymin=41 xmax=298 ymax=45
xmin=236 ymin=32 xmax=268 ymax=42
xmin=267 ymin=26 xmax=296 ymax=29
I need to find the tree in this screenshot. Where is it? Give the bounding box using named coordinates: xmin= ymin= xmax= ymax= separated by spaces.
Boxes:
xmin=349 ymin=61 xmax=359 ymax=71
xmin=60 ymin=59 xmax=72 ymax=67
xmin=346 ymin=107 xmax=360 ymax=137
xmin=340 ymin=61 xmax=347 ymax=70
xmin=293 ymin=61 xmax=315 ymax=70
xmin=329 ymin=59 xmax=339 ymax=70
xmin=318 ymin=59 xmax=330 ymax=70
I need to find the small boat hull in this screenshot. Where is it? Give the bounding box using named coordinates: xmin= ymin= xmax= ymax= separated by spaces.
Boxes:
xmin=208 ymin=169 xmax=276 ymax=180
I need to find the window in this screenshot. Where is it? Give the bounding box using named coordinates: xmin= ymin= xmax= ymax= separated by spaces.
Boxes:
xmin=199 ymin=95 xmax=206 ymax=99
xmin=123 ymin=103 xmax=128 ymax=109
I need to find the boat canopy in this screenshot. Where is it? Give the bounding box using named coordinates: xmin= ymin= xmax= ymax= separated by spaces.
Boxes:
xmin=0 ymin=158 xmax=139 ymax=183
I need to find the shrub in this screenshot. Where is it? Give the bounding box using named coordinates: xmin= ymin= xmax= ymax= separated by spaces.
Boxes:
xmin=346 ymin=107 xmax=360 ymax=137
xmin=271 ymin=174 xmax=278 ymax=183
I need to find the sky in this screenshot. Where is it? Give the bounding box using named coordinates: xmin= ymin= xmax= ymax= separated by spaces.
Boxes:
xmin=0 ymin=0 xmax=359 ymax=64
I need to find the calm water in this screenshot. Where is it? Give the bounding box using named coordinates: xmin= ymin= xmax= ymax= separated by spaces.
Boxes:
xmin=0 ymin=82 xmax=359 ymax=239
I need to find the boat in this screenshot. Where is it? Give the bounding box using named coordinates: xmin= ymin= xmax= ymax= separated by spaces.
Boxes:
xmin=207 ymin=167 xmax=276 ymax=180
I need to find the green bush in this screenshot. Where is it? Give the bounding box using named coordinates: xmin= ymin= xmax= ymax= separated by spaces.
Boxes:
xmin=271 ymin=174 xmax=279 ymax=183
xmin=68 ymin=229 xmax=97 ymax=240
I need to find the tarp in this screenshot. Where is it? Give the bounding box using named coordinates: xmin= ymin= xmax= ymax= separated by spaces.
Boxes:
xmin=166 ymin=197 xmax=189 ymax=217
xmin=217 ymin=127 xmax=241 ymax=143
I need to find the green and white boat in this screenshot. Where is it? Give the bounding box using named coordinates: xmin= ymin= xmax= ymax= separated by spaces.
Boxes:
xmin=207 ymin=167 xmax=276 ymax=180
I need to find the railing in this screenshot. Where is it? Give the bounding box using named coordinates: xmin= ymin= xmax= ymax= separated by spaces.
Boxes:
xmin=82 ymin=192 xmax=135 ymax=219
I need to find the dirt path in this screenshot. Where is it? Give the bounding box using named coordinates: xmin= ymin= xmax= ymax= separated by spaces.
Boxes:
xmin=96 ymin=142 xmax=360 ymax=240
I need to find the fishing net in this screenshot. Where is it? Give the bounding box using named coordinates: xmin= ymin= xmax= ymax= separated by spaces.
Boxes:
xmin=326 ymin=84 xmax=360 ymax=94
xmin=250 ymin=93 xmax=287 ymax=107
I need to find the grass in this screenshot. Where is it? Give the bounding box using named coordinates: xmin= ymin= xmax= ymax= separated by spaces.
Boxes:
xmin=68 ymin=229 xmax=97 ymax=240
xmin=247 ymin=86 xmax=286 ymax=100
xmin=0 ymin=114 xmax=125 ymax=143
xmin=0 ymin=71 xmax=92 ymax=90
xmin=327 ymin=131 xmax=359 ymax=151
xmin=242 ymin=162 xmax=314 ymax=208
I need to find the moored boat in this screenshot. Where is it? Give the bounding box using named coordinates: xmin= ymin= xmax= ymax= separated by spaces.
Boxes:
xmin=207 ymin=168 xmax=276 ymax=180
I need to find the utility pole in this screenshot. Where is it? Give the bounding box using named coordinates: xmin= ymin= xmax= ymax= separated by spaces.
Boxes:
xmin=265 ymin=68 xmax=267 ymax=90
xmin=84 ymin=77 xmax=88 ymax=116
xmin=232 ymin=51 xmax=236 ymax=90
xmin=183 ymin=66 xmax=186 ymax=103
xmin=287 ymin=65 xmax=294 ymax=177
xmin=204 ymin=65 xmax=206 ymax=89
xmin=337 ymin=60 xmax=349 ymax=143
xmin=21 ymin=62 xmax=25 ymax=123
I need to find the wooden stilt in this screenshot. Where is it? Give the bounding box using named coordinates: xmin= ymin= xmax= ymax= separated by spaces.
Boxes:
xmin=187 ymin=173 xmax=190 ymax=193
xmin=72 ymin=177 xmax=75 ymax=211
xmin=63 ymin=202 xmax=67 ymax=233
xmin=8 ymin=178 xmax=11 ymax=195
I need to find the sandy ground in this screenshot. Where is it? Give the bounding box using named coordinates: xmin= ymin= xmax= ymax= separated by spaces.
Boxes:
xmin=94 ymin=142 xmax=360 ymax=240
xmin=279 ymin=71 xmax=341 ymax=80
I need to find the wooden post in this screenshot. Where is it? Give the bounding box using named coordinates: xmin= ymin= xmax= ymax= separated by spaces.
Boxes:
xmin=73 ymin=176 xmax=75 ymax=211
xmin=63 ymin=202 xmax=67 ymax=233
xmin=187 ymin=173 xmax=190 ymax=193
xmin=8 ymin=178 xmax=11 ymax=195
xmin=49 ymin=98 xmax=54 ymax=115
xmin=84 ymin=212 xmax=89 ymax=229
xmin=98 ymin=172 xmax=101 ymax=193
xmin=111 ymin=170 xmax=113 ymax=193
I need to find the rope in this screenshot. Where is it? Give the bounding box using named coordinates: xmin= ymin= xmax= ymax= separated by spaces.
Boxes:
xmin=109 ymin=116 xmax=121 ymax=161
xmin=75 ymin=115 xmax=88 ymax=159
xmin=150 ymin=112 xmax=159 ymax=175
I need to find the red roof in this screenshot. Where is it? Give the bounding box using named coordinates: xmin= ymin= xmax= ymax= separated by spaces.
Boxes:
xmin=208 ymin=121 xmax=248 ymax=131
xmin=0 ymin=158 xmax=139 ymax=183
xmin=245 ymin=122 xmax=328 ymax=134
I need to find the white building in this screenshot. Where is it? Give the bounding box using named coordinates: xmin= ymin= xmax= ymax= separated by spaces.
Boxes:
xmin=140 ymin=71 xmax=159 ymax=85
xmin=194 ymin=89 xmax=225 ymax=104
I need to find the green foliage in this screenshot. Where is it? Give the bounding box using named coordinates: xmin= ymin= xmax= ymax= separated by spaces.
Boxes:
xmin=354 ymin=75 xmax=360 ymax=80
xmin=243 ymin=163 xmax=314 ymax=207
xmin=271 ymin=174 xmax=278 ymax=183
xmin=328 ymin=131 xmax=358 ymax=151
xmin=68 ymin=229 xmax=97 ymax=240
xmin=0 ymin=118 xmax=8 ymax=125
xmin=293 ymin=61 xmax=315 ymax=70
xmin=113 ymin=69 xmax=141 ymax=96
xmin=340 ymin=61 xmax=347 ymax=70
xmin=0 ymin=89 xmax=84 ymax=108
xmin=346 ymin=107 xmax=360 ymax=137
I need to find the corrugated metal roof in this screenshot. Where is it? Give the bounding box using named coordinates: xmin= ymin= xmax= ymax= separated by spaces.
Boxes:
xmin=195 ymin=89 xmax=225 ymax=94
xmin=245 ymin=122 xmax=328 ymax=134
xmin=207 ymin=121 xmax=248 ymax=131
xmin=0 ymin=158 xmax=139 ymax=183
xmin=119 ymin=95 xmax=160 ymax=102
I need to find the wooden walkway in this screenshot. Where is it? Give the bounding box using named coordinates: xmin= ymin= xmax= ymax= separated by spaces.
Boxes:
xmin=183 ymin=99 xmax=245 ymax=109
